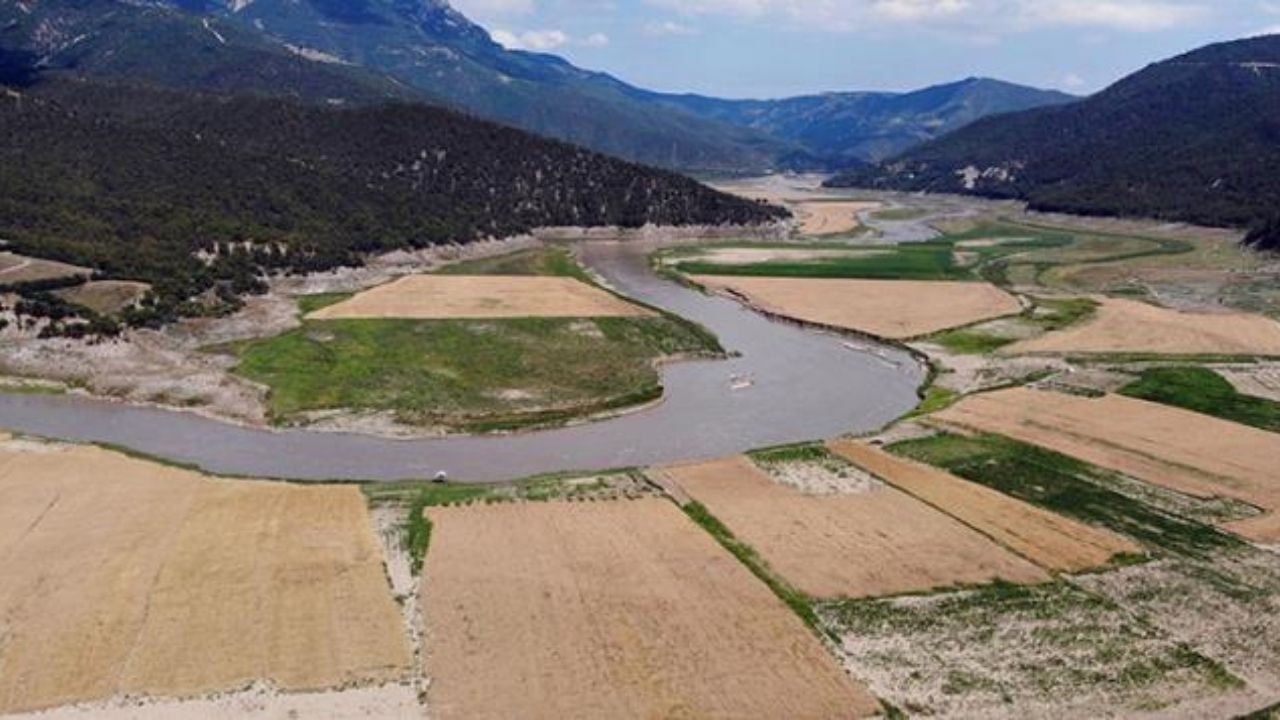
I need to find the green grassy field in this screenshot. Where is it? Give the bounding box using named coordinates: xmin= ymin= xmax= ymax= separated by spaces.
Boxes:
xmin=665 ymin=220 xmax=1192 ymax=292
xmin=227 ymin=247 xmax=720 ymax=432
xmin=888 ymin=433 xmax=1242 ymax=559
xmin=1119 ymin=367 xmax=1280 ymax=433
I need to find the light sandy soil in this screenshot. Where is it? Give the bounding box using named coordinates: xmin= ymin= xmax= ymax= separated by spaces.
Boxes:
xmin=53 ymin=281 xmax=150 ymax=315
xmin=309 ymin=275 xmax=651 ymax=320
xmin=827 ymin=440 xmax=1140 ymax=571
xmin=0 ymin=437 xmax=411 ymax=715
xmin=0 ymin=253 xmax=89 ymax=284
xmin=1007 ymin=297 xmax=1280 ymax=356
xmin=420 ymin=498 xmax=878 ymax=719
xmin=930 ymin=387 xmax=1280 ymax=542
xmin=753 ymin=455 xmax=884 ymax=495
xmin=653 ymin=457 xmax=1047 ymax=599
xmin=825 ymin=579 xmax=1250 ymax=720
xmin=1217 ymin=364 xmax=1280 ymax=402
xmin=791 ymin=201 xmax=882 ymax=236
xmin=0 ymin=684 xmax=422 ymax=720
xmin=692 ymin=276 xmax=1023 ymax=339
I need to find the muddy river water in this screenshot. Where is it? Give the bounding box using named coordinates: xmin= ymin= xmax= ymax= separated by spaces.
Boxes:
xmin=0 ymin=239 xmax=925 ymax=482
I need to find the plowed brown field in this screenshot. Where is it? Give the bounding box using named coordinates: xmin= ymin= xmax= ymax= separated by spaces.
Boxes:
xmin=421 ymin=498 xmax=878 ymax=719
xmin=0 ymin=438 xmax=410 ymax=715
xmin=652 ymin=457 xmax=1047 ymax=599
xmin=827 ymin=439 xmax=1140 ymax=571
xmin=1007 ymin=297 xmax=1280 ymax=356
xmin=931 ymin=388 xmax=1280 ymax=542
xmin=690 ymin=276 xmax=1022 ymax=339
xmin=308 ymin=275 xmax=650 ymax=320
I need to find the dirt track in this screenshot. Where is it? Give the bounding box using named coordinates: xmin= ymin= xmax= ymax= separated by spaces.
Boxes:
xmin=653 ymin=457 xmax=1047 ymax=598
xmin=1008 ymin=297 xmax=1280 ymax=356
xmin=931 ymin=388 xmax=1280 ymax=542
xmin=0 ymin=437 xmax=410 ymax=715
xmin=308 ymin=275 xmax=650 ymax=320
xmin=827 ymin=439 xmax=1140 ymax=571
xmin=421 ymin=498 xmax=878 ymax=719
xmin=691 ymin=276 xmax=1022 ymax=339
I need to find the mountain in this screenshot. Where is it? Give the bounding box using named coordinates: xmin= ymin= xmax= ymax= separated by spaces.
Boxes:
xmin=0 ymin=0 xmax=427 ymax=104
xmin=646 ymin=78 xmax=1075 ymax=165
xmin=156 ymin=0 xmax=802 ymax=172
xmin=2 ymin=0 xmax=1067 ymax=173
xmin=831 ymin=36 xmax=1280 ymax=234
xmin=0 ymin=74 xmax=784 ymax=330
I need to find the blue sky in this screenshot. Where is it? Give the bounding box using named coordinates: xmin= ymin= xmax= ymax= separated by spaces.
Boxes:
xmin=449 ymin=0 xmax=1280 ymax=98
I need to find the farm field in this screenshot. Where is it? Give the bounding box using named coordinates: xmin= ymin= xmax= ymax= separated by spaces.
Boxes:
xmin=1008 ymin=297 xmax=1280 ymax=356
xmin=226 ymin=246 xmax=720 ymax=433
xmin=930 ymin=387 xmax=1280 ymax=542
xmin=791 ymin=200 xmax=881 ymax=236
xmin=827 ymin=439 xmax=1140 ymax=571
xmin=651 ymin=456 xmax=1047 ymax=598
xmin=690 ymin=275 xmax=1022 ymax=339
xmin=420 ymin=498 xmax=878 ymax=719
xmin=1120 ymin=366 xmax=1280 ymax=433
xmin=0 ymin=436 xmax=411 ymax=715
xmin=308 ymin=275 xmax=649 ymax=320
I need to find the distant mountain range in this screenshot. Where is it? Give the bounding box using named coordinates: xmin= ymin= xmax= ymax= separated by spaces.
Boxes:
xmin=1 ymin=0 xmax=1070 ymax=172
xmin=646 ymin=78 xmax=1074 ymax=165
xmin=831 ymin=35 xmax=1280 ymax=242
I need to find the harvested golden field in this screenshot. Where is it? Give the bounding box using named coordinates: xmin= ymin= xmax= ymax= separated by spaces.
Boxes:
xmin=0 ymin=438 xmax=410 ymax=715
xmin=421 ymin=498 xmax=878 ymax=720
xmin=308 ymin=275 xmax=650 ymax=320
xmin=691 ymin=276 xmax=1023 ymax=339
xmin=653 ymin=457 xmax=1047 ymax=599
xmin=792 ymin=201 xmax=881 ymax=236
xmin=1008 ymin=297 xmax=1280 ymax=356
xmin=0 ymin=252 xmax=90 ymax=284
xmin=827 ymin=439 xmax=1140 ymax=571
xmin=931 ymin=387 xmax=1280 ymax=542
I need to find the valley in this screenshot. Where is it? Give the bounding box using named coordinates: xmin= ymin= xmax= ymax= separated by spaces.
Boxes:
xmin=4 ymin=4 xmax=1280 ymax=718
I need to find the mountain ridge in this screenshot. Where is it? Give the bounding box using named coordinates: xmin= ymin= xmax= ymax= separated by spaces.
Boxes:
xmin=829 ymin=35 xmax=1280 ymax=236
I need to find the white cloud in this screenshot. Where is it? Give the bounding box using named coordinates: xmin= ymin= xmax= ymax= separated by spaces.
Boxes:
xmin=491 ymin=28 xmax=611 ymax=51
xmin=642 ymin=0 xmax=1209 ymax=33
xmin=644 ymin=20 xmax=702 ymax=35
xmin=1061 ymin=71 xmax=1086 ymax=88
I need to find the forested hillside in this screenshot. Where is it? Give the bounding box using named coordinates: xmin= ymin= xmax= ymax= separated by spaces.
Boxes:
xmin=0 ymin=77 xmax=784 ymax=328
xmin=831 ymin=36 xmax=1280 ymax=235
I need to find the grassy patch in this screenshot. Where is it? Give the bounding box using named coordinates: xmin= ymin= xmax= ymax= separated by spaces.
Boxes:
xmin=227 ymin=247 xmax=720 ymax=432
xmin=295 ymin=292 xmax=354 ymax=315
xmin=888 ymin=433 xmax=1243 ymax=558
xmin=674 ymin=240 xmax=969 ymax=280
xmin=906 ymin=386 xmax=960 ymax=418
xmin=871 ymin=207 xmax=929 ymax=222
xmin=748 ymin=441 xmax=833 ymax=465
xmin=1119 ymin=366 xmax=1280 ymax=433
xmin=230 ymin=316 xmax=707 ymax=431
xmin=681 ymin=501 xmax=823 ymax=635
xmin=929 ymin=329 xmax=1015 ymax=354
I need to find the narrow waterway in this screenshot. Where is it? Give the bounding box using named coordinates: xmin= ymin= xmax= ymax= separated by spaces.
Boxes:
xmin=0 ymin=239 xmax=925 ymax=482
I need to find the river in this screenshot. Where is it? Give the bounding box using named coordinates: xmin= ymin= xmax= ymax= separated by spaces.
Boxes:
xmin=0 ymin=239 xmax=925 ymax=482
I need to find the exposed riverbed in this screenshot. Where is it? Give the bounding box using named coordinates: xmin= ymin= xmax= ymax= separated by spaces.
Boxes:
xmin=0 ymin=239 xmax=924 ymax=482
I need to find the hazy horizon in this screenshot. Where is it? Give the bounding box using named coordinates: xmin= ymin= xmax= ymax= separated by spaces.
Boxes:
xmin=451 ymin=0 xmax=1280 ymax=98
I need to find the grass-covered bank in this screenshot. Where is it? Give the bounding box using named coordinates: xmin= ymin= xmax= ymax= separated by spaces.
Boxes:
xmin=223 ymin=247 xmax=722 ymax=433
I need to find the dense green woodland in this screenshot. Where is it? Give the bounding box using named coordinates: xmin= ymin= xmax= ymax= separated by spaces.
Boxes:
xmin=0 ymin=76 xmax=784 ymax=328
xmin=830 ymin=35 xmax=1280 ymax=246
